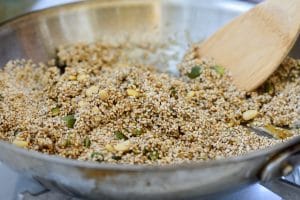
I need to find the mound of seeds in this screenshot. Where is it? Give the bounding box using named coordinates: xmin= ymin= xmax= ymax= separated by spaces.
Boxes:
xmin=0 ymin=42 xmax=300 ymax=165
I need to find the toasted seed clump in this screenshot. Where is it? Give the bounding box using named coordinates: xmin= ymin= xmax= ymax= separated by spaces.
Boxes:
xmin=0 ymin=42 xmax=300 ymax=165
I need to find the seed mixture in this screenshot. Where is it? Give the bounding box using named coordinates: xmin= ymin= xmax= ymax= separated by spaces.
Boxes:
xmin=0 ymin=42 xmax=300 ymax=165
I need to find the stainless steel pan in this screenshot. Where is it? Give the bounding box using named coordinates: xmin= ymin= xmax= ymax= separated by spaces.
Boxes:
xmin=1 ymin=0 xmax=300 ymax=199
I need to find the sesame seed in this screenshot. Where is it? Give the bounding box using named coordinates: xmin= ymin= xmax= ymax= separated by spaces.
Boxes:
xmin=0 ymin=42 xmax=299 ymax=165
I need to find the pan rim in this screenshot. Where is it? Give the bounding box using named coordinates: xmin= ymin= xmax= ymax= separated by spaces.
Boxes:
xmin=1 ymin=135 xmax=299 ymax=171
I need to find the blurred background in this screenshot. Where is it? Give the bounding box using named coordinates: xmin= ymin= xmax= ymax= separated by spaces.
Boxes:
xmin=0 ymin=0 xmax=263 ymax=23
xmin=0 ymin=0 xmax=79 ymax=22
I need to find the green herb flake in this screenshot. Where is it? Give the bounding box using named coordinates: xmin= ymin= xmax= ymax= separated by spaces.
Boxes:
xmin=91 ymin=152 xmax=104 ymax=162
xmin=83 ymin=137 xmax=91 ymax=148
xmin=64 ymin=139 xmax=71 ymax=147
xmin=148 ymin=150 xmax=159 ymax=161
xmin=132 ymin=129 xmax=143 ymax=137
xmin=114 ymin=131 xmax=128 ymax=140
xmin=263 ymin=82 xmax=275 ymax=95
xmin=51 ymin=107 xmax=60 ymax=116
xmin=212 ymin=65 xmax=225 ymax=75
xmin=13 ymin=129 xmax=20 ymax=136
xmin=111 ymin=155 xmax=122 ymax=160
xmin=169 ymin=86 xmax=178 ymax=98
xmin=124 ymin=128 xmax=130 ymax=133
xmin=142 ymin=148 xmax=149 ymax=156
xmin=186 ymin=66 xmax=202 ymax=79
xmin=0 ymin=94 xmax=3 ymax=101
xmin=62 ymin=115 xmax=76 ymax=128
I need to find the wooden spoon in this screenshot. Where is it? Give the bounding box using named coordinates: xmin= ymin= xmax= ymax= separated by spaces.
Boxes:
xmin=196 ymin=0 xmax=300 ymax=91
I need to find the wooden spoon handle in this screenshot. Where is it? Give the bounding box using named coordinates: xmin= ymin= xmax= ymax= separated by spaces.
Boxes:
xmin=196 ymin=0 xmax=300 ymax=91
xmin=262 ymin=0 xmax=300 ymax=27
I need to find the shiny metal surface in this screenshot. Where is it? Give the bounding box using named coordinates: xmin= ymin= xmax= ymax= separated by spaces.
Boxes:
xmin=0 ymin=140 xmax=289 ymax=200
xmin=0 ymin=0 xmax=253 ymax=67
xmin=0 ymin=0 xmax=300 ymax=199
xmin=260 ymin=142 xmax=300 ymax=200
